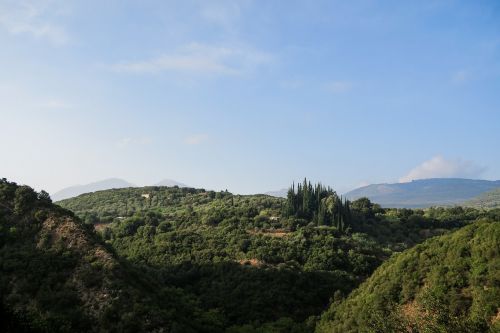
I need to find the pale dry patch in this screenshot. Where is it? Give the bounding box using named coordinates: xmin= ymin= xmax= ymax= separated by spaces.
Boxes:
xmin=38 ymin=217 xmax=89 ymax=249
xmin=94 ymin=222 xmax=110 ymax=232
xmin=237 ymin=258 xmax=264 ymax=267
xmin=492 ymin=308 xmax=500 ymax=324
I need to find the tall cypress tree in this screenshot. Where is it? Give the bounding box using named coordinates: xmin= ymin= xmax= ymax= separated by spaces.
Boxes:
xmin=283 ymin=180 xmax=352 ymax=231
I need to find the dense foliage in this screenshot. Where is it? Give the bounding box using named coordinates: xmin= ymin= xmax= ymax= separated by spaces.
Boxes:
xmin=283 ymin=179 xmax=352 ymax=231
xmin=316 ymin=221 xmax=500 ymax=333
xmin=59 ymin=186 xmax=384 ymax=330
xmin=0 ymin=179 xmax=222 ymax=332
xmin=56 ymin=182 xmax=500 ymax=332
xmin=2 ymin=177 xmax=499 ymax=332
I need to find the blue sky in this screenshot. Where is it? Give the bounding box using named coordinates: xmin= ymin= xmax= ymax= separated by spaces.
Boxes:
xmin=1 ymin=0 xmax=499 ymax=195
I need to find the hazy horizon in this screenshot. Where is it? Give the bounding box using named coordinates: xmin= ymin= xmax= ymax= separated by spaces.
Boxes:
xmin=18 ymin=175 xmax=500 ymax=200
xmin=2 ymin=1 xmax=500 ymax=194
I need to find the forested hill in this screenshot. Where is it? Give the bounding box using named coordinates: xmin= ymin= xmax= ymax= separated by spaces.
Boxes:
xmin=4 ymin=178 xmax=500 ymax=332
xmin=316 ymin=221 xmax=500 ymax=333
xmin=56 ymin=184 xmax=384 ymax=330
xmin=0 ymin=179 xmax=219 ymax=332
xmin=464 ymin=188 xmax=500 ymax=209
xmin=56 ymin=180 xmax=499 ymax=331
xmin=345 ymin=178 xmax=500 ymax=208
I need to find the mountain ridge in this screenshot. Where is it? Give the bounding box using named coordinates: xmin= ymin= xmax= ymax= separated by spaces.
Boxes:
xmin=51 ymin=178 xmax=135 ymax=201
xmin=345 ymin=178 xmax=500 ymax=208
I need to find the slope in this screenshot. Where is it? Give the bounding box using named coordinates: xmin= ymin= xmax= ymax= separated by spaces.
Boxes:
xmin=56 ymin=184 xmax=499 ymax=331
xmin=0 ymin=179 xmax=219 ymax=332
xmin=464 ymin=188 xmax=500 ymax=209
xmin=316 ymin=220 xmax=500 ymax=333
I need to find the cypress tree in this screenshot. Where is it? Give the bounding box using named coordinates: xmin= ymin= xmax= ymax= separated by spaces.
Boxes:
xmin=283 ymin=179 xmax=352 ymax=232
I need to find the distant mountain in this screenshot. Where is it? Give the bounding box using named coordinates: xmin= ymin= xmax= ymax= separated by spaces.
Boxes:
xmin=154 ymin=179 xmax=188 ymax=187
xmin=345 ymin=178 xmax=500 ymax=208
xmin=52 ymin=178 xmax=135 ymax=201
xmin=264 ymin=188 xmax=288 ymax=198
xmin=463 ymin=187 xmax=500 ymax=209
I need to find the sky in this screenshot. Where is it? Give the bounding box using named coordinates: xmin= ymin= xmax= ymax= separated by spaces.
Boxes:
xmin=1 ymin=0 xmax=499 ymax=195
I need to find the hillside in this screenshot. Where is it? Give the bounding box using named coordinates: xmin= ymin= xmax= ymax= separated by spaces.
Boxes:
xmin=0 ymin=179 xmax=219 ymax=332
xmin=345 ymin=178 xmax=500 ymax=208
xmin=56 ymin=181 xmax=500 ymax=331
xmin=464 ymin=188 xmax=500 ymax=209
xmin=57 ymin=185 xmax=382 ymax=329
xmin=51 ymin=178 xmax=135 ymax=201
xmin=316 ymin=221 xmax=500 ymax=333
xmin=5 ymin=178 xmax=500 ymax=332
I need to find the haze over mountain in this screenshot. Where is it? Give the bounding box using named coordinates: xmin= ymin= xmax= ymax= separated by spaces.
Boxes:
xmin=51 ymin=178 xmax=136 ymax=201
xmin=264 ymin=188 xmax=288 ymax=198
xmin=345 ymin=178 xmax=500 ymax=208
xmin=52 ymin=178 xmax=191 ymax=201
xmin=154 ymin=179 xmax=188 ymax=187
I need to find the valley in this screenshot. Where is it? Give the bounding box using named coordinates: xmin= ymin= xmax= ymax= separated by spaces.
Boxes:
xmin=2 ymin=178 xmax=498 ymax=332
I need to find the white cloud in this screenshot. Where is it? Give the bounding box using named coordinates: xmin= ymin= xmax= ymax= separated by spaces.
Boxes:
xmin=0 ymin=0 xmax=69 ymax=45
xmin=325 ymin=81 xmax=352 ymax=93
xmin=184 ymin=134 xmax=209 ymax=145
xmin=111 ymin=42 xmax=272 ymax=76
xmin=399 ymin=155 xmax=486 ymax=183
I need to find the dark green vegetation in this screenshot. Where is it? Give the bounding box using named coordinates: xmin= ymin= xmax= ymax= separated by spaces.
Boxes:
xmin=0 ymin=179 xmax=224 ymax=332
xmin=283 ymin=180 xmax=352 ymax=231
xmin=57 ymin=184 xmax=381 ymax=331
xmin=2 ymin=177 xmax=499 ymax=332
xmin=465 ymin=188 xmax=500 ymax=209
xmin=56 ymin=180 xmax=499 ymax=332
xmin=317 ymin=221 xmax=500 ymax=332
xmin=345 ymin=178 xmax=500 ymax=208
